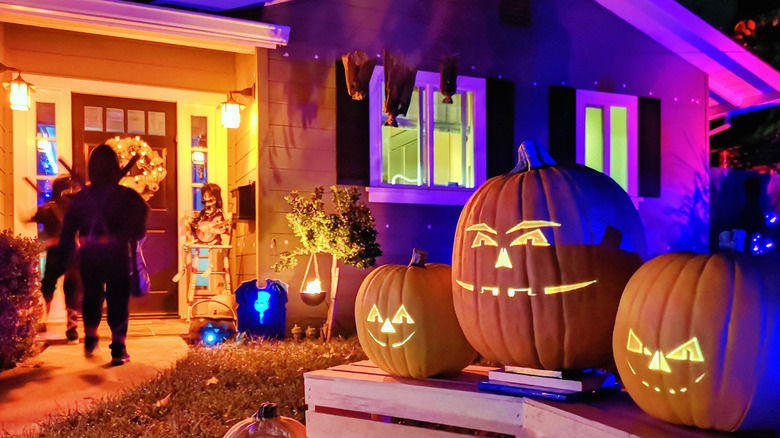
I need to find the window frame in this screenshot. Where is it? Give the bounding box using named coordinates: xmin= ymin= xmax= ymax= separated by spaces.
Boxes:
xmin=367 ymin=66 xmax=486 ymax=205
xmin=575 ymin=89 xmax=639 ymax=199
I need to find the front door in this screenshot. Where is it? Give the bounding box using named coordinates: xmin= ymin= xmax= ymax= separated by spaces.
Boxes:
xmin=71 ymin=93 xmax=178 ymax=315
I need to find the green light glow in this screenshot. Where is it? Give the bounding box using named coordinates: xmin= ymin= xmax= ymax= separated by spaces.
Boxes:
xmin=610 ymin=106 xmax=628 ymax=191
xmin=585 ymin=106 xmax=604 ymax=172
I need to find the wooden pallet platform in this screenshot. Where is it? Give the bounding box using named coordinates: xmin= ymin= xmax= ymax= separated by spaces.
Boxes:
xmin=304 ymin=361 xmax=775 ymax=438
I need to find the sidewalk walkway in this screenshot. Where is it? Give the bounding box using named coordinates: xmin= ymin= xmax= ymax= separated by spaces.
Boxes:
xmin=0 ymin=318 xmax=189 ymax=437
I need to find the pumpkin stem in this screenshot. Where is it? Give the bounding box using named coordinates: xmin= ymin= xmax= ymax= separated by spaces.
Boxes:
xmin=409 ymin=248 xmax=428 ymax=267
xmin=510 ymin=140 xmax=557 ymax=173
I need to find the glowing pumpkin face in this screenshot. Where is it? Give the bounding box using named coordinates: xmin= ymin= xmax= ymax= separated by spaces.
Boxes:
xmin=622 ymin=329 xmax=707 ymax=395
xmin=364 ymin=304 xmax=416 ymax=348
xmin=455 ymin=220 xmax=597 ymax=298
xmin=614 ymin=252 xmax=780 ymax=432
xmin=452 ymin=144 xmax=646 ymax=371
xmin=355 ymin=249 xmax=476 ymax=378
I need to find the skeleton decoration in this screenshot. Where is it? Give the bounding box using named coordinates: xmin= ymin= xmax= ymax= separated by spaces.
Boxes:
xmin=439 ymin=55 xmax=458 ymax=104
xmin=189 ymin=183 xmax=229 ymax=245
xmin=342 ymin=50 xmax=378 ymax=101
xmin=383 ymin=50 xmax=417 ymax=127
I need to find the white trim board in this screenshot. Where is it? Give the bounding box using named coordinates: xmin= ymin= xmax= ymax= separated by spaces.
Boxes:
xmin=0 ymin=0 xmax=290 ymax=53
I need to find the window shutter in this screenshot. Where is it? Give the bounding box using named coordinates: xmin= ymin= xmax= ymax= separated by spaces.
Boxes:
xmin=336 ymin=60 xmax=370 ymax=186
xmin=548 ymin=85 xmax=577 ymax=165
xmin=638 ymin=96 xmax=661 ymax=197
xmin=486 ymin=78 xmax=516 ymax=178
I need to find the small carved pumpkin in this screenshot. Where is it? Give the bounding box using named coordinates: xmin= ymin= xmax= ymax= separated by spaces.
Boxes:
xmin=355 ymin=249 xmax=476 ymax=378
xmin=223 ymin=403 xmax=306 ymax=438
xmin=452 ymin=142 xmax=646 ymax=371
xmin=614 ymin=251 xmax=780 ymax=432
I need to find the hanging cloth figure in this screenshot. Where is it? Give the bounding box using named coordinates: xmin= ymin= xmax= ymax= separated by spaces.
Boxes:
xmin=342 ymin=50 xmax=377 ymax=101
xmin=234 ymin=279 xmax=288 ymax=339
xmin=439 ymin=55 xmax=458 ymax=104
xmin=383 ymin=50 xmax=417 ymax=127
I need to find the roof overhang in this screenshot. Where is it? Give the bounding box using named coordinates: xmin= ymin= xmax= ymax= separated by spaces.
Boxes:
xmin=0 ymin=0 xmax=290 ymax=54
xmin=594 ymin=0 xmax=780 ymax=119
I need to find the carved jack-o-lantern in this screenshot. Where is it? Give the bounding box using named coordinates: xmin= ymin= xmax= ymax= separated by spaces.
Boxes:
xmin=452 ymin=142 xmax=646 ymax=371
xmin=356 ymin=249 xmax=476 ymax=378
xmin=614 ymin=251 xmax=780 ymax=432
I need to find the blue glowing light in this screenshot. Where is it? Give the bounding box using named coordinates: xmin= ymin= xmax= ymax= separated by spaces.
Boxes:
xmin=200 ymin=322 xmax=232 ymax=346
xmin=766 ymin=213 xmax=779 ymax=227
xmin=254 ymin=291 xmax=272 ymax=324
xmin=749 ymin=232 xmax=776 ymax=255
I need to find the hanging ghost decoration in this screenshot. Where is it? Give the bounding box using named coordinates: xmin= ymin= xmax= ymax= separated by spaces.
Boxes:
xmin=383 ymin=50 xmax=417 ymax=127
xmin=342 ymin=51 xmax=377 ymax=101
xmin=439 ymin=55 xmax=458 ymax=104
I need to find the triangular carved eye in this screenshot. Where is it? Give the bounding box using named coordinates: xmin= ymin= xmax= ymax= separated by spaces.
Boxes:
xmin=366 ymin=304 xmax=383 ymax=323
xmin=391 ymin=305 xmax=414 ymax=324
xmin=509 ymin=229 xmax=550 ymax=247
xmin=627 ymin=329 xmax=643 ymax=354
xmin=666 ymin=337 xmax=705 ymax=362
xmin=471 ymin=231 xmax=498 ymax=248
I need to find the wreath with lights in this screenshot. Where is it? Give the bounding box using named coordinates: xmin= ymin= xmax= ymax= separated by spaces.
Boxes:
xmin=105 ymin=136 xmax=167 ymax=201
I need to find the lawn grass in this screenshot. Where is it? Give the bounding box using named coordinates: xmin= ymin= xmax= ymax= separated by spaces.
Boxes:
xmin=30 ymin=338 xmax=366 ymax=438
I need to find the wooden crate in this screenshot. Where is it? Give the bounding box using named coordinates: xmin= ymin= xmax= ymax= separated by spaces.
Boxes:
xmin=304 ymin=361 xmax=774 ymax=438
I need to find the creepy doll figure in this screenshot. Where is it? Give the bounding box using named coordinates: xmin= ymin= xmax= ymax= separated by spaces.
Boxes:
xmin=189 ymin=183 xmax=229 ymax=245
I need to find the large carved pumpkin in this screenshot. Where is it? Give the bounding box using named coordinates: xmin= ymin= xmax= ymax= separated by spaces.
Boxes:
xmin=614 ymin=251 xmax=780 ymax=432
xmin=356 ymin=249 xmax=476 ymax=378
xmin=452 ymin=142 xmax=646 ymax=370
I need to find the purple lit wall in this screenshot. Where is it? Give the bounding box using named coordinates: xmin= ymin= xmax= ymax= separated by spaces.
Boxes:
xmin=261 ymin=0 xmax=710 ymax=333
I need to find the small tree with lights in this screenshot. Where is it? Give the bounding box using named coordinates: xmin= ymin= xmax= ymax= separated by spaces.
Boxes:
xmin=274 ymin=186 xmax=381 ymax=340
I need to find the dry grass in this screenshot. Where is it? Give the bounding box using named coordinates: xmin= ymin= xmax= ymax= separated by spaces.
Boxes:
xmin=30 ymin=338 xmax=366 ymax=438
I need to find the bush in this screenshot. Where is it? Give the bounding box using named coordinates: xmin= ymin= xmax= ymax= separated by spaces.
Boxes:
xmin=0 ymin=230 xmax=44 ymax=370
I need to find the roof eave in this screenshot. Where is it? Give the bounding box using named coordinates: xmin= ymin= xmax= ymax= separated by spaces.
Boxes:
xmin=0 ymin=0 xmax=290 ymax=53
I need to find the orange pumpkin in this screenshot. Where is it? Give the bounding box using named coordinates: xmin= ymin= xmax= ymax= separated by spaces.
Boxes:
xmin=614 ymin=251 xmax=780 ymax=432
xmin=452 ymin=142 xmax=646 ymax=370
xmin=355 ymin=249 xmax=476 ymax=378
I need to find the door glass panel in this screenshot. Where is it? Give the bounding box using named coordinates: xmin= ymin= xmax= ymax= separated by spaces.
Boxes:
xmin=106 ymin=108 xmax=124 ymax=132
xmin=127 ymin=109 xmax=146 ymax=134
xmin=149 ymin=111 xmax=166 ymax=136
xmin=84 ymin=106 xmax=103 ymax=131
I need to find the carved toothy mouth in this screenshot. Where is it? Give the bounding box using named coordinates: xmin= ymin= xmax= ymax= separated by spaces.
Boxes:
xmin=626 ymin=360 xmax=706 ymax=395
xmin=455 ymin=279 xmax=597 ymax=296
xmin=366 ymin=329 xmax=416 ymax=348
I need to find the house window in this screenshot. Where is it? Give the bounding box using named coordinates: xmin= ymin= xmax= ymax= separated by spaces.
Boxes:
xmin=367 ymin=67 xmax=486 ymax=205
xmin=575 ymin=90 xmax=638 ymax=198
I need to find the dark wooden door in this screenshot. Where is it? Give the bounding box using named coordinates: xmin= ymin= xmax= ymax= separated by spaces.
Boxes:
xmin=72 ymin=93 xmax=178 ymax=315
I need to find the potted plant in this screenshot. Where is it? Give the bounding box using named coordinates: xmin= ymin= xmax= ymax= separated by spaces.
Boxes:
xmin=274 ymin=186 xmax=381 ymax=340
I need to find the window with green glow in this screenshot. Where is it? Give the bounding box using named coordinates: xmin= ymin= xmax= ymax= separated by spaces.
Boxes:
xmin=381 ymin=88 xmax=424 ymax=186
xmin=576 ymin=89 xmax=637 ymax=197
xmin=433 ymin=91 xmax=474 ymax=188
xmin=584 ymin=106 xmax=604 ymax=172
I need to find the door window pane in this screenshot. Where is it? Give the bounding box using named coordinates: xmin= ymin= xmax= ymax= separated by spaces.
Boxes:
xmin=84 ymin=106 xmax=103 ymax=131
xmin=106 ymin=108 xmax=125 ymax=132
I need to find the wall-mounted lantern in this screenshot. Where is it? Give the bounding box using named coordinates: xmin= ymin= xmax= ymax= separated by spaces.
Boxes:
xmin=1 ymin=62 xmax=34 ymax=111
xmin=219 ymin=84 xmax=255 ymax=129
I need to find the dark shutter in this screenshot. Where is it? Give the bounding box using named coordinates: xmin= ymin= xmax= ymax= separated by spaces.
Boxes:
xmin=548 ymin=85 xmax=577 ymax=165
xmin=336 ymin=60 xmax=370 ymax=186
xmin=486 ymin=78 xmax=516 ymax=177
xmin=638 ymin=96 xmax=661 ymax=197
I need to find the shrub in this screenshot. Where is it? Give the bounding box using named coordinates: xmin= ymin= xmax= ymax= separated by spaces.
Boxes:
xmin=0 ymin=230 xmax=44 ymax=370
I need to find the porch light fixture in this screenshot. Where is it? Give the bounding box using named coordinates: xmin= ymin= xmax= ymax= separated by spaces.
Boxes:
xmin=1 ymin=62 xmax=35 ymax=112
xmin=220 ymin=84 xmax=255 ymax=129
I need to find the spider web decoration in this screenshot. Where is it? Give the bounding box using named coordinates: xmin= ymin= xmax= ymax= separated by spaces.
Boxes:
xmin=105 ymin=136 xmax=167 ymax=201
